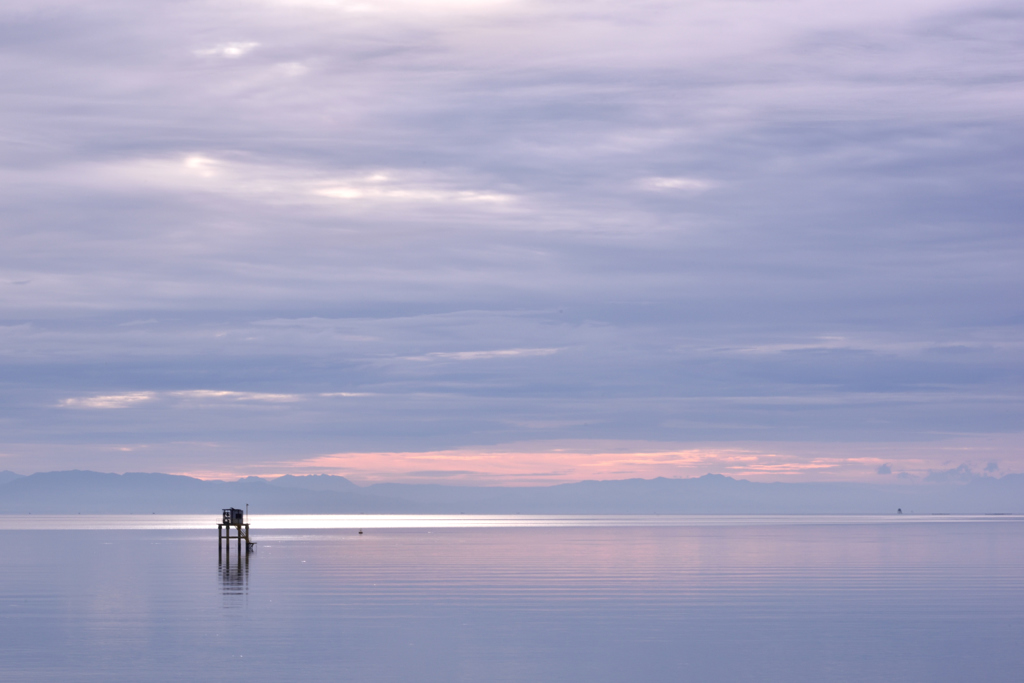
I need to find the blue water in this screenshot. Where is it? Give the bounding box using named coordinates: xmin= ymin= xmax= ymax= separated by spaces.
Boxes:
xmin=1 ymin=515 xmax=1022 ymax=682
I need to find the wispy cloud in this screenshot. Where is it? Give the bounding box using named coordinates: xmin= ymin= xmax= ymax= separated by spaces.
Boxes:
xmin=315 ymin=173 xmax=513 ymax=204
xmin=640 ymin=177 xmax=716 ymax=192
xmin=59 ymin=389 xmax=335 ymax=407
xmin=715 ymin=336 xmax=1023 ymax=357
xmin=56 ymin=156 xmax=518 ymax=209
xmin=252 ymin=0 xmax=513 ymax=15
xmin=270 ymin=441 xmax=898 ymax=485
xmin=404 ymin=348 xmax=560 ymax=361
xmin=193 ymin=42 xmax=259 ymax=58
xmin=60 ymin=393 xmax=155 ymax=409
xmin=169 ymin=390 xmax=301 ymax=402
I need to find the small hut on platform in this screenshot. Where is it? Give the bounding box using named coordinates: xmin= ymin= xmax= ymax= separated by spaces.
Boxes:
xmin=218 ymin=507 xmax=255 ymax=554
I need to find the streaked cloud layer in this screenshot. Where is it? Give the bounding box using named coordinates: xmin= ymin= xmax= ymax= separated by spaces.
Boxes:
xmin=1 ymin=0 xmax=1022 ymax=482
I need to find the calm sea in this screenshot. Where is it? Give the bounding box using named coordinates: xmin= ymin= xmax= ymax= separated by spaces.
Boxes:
xmin=1 ymin=515 xmax=1021 ymax=682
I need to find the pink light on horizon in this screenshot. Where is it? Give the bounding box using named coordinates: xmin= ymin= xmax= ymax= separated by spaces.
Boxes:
xmin=232 ymin=443 xmax=889 ymax=485
xmin=169 ymin=434 xmax=1024 ymax=484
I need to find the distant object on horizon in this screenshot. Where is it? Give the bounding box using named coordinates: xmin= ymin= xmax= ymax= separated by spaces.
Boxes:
xmin=898 ymin=508 xmax=903 ymax=514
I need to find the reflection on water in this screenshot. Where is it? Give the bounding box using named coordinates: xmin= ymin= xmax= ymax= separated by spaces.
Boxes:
xmin=0 ymin=516 xmax=1022 ymax=683
xmin=219 ymin=550 xmax=248 ymax=607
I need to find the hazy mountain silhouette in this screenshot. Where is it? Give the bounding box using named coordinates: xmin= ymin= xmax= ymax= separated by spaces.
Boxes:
xmin=0 ymin=470 xmax=1021 ymax=514
xmin=364 ymin=474 xmax=1024 ymax=514
xmin=0 ymin=471 xmax=420 ymax=514
xmin=267 ymin=474 xmax=361 ymax=493
xmin=0 ymin=471 xmax=23 ymax=486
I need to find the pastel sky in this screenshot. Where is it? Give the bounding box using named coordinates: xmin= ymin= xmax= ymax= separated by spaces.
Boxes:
xmin=2 ymin=0 xmax=1022 ymax=483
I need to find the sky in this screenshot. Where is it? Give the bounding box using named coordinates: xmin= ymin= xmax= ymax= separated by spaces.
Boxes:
xmin=1 ymin=0 xmax=1022 ymax=484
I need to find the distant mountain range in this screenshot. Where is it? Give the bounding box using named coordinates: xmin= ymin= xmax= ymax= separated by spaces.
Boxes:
xmin=0 ymin=470 xmax=1021 ymax=514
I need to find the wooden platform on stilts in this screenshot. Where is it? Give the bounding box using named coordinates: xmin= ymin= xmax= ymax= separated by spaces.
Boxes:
xmin=218 ymin=507 xmax=255 ymax=554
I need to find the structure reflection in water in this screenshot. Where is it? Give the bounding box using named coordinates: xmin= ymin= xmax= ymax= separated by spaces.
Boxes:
xmin=219 ymin=549 xmax=248 ymax=607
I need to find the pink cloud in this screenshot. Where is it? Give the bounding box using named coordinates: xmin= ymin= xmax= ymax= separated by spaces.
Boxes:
xmin=247 ymin=440 xmax=911 ymax=485
xmin=164 ymin=435 xmax=1024 ymax=484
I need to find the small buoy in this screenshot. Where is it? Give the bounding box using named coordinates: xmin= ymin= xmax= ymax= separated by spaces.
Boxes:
xmin=358 ymin=530 xmax=363 ymax=535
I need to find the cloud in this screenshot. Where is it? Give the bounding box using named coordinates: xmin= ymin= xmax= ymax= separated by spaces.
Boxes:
xmin=716 ymin=335 xmax=1021 ymax=357
xmin=60 ymin=393 xmax=154 ymax=409
xmin=405 ymin=348 xmax=560 ymax=361
xmin=251 ymin=0 xmax=513 ymax=15
xmin=193 ymin=42 xmax=260 ymax=58
xmin=58 ymin=156 xmax=517 ymax=210
xmin=640 ymin=177 xmax=716 ymax=192
xmin=314 ymin=186 xmax=511 ymax=204
xmin=876 ymin=463 xmax=892 ymax=475
xmin=0 ymin=0 xmax=1022 ymax=481
xmin=169 ymin=390 xmax=301 ymax=402
xmin=271 ymin=440 xmax=960 ymax=485
xmin=59 ymin=390 xmax=306 ymax=407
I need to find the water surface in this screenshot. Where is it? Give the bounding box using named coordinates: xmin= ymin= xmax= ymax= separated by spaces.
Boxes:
xmin=1 ymin=515 xmax=1021 ymax=682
